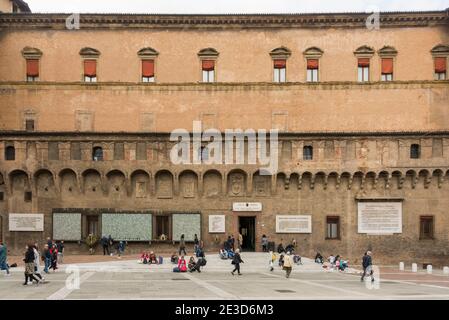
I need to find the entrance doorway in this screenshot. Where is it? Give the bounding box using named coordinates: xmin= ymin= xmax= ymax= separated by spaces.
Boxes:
xmin=239 ymin=217 xmax=256 ymax=251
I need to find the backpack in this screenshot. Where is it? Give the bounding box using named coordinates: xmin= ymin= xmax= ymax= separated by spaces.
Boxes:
xmin=173 ymin=267 xmax=180 ymax=273
xmin=158 ymin=256 xmax=163 ymax=264
xmin=199 ymin=258 xmax=207 ymax=266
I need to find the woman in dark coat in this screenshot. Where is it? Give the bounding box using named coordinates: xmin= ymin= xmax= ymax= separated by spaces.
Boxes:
xmin=231 ymin=249 xmax=244 ymax=276
xmin=23 ymin=244 xmax=40 ymax=285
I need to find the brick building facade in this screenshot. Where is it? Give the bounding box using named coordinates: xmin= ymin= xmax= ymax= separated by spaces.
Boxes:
xmin=0 ymin=8 xmax=449 ymax=264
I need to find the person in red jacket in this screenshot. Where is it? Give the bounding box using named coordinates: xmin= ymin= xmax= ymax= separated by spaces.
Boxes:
xmin=178 ymin=255 xmax=187 ymax=272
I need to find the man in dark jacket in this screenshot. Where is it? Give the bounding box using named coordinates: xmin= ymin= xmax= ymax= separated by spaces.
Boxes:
xmin=101 ymin=236 xmax=109 ymax=255
xmin=231 ymin=249 xmax=244 ymax=276
xmin=361 ymin=251 xmax=374 ymax=282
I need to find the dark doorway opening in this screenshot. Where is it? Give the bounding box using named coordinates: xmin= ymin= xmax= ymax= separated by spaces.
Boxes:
xmin=156 ymin=215 xmax=170 ymax=240
xmin=239 ymin=216 xmax=256 ymax=251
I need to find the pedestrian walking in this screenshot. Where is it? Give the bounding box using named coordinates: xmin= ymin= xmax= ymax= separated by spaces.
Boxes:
xmin=0 ymin=242 xmax=10 ymax=276
xmin=269 ymin=251 xmax=276 ymax=272
xmin=230 ymin=235 xmax=235 ymax=251
xmin=283 ymin=251 xmax=293 ymax=278
xmin=50 ymin=244 xmax=58 ymax=271
xmin=361 ymin=251 xmax=374 ymax=282
xmin=23 ymin=244 xmax=41 ymax=285
xmin=261 ymin=234 xmax=268 ymax=252
xmin=118 ymin=241 xmax=126 ymax=258
xmin=42 ymin=244 xmax=51 ymax=274
xmin=33 ymin=243 xmax=45 ymax=282
xmin=57 ymin=241 xmax=64 ymax=264
xmin=179 ymin=234 xmax=187 ymax=256
xmin=108 ymin=235 xmax=114 ymax=256
xmin=238 ymin=233 xmax=243 ymax=251
xmin=101 ymin=236 xmax=109 ymax=255
xmin=231 ymin=249 xmax=244 ymax=276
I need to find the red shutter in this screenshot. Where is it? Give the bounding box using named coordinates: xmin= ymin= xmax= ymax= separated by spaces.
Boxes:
xmin=435 ymin=57 xmax=447 ymax=73
xmin=26 ymin=59 xmax=39 ymax=77
xmin=307 ymin=59 xmax=319 ymax=70
xmin=274 ymin=59 xmax=286 ymax=69
xmin=202 ymin=60 xmax=215 ymax=71
xmin=358 ymin=58 xmax=370 ymax=67
xmin=142 ymin=60 xmax=155 ymax=77
xmin=381 ymin=58 xmax=393 ymax=74
xmin=84 ymin=60 xmax=97 ymax=76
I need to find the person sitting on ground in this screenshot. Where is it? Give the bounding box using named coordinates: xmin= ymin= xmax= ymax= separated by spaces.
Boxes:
xmin=278 ymin=253 xmax=285 ymax=268
xmin=140 ymin=252 xmax=149 ymax=264
xmin=177 ymin=255 xmax=187 ymax=272
xmin=315 ymin=252 xmax=324 ymax=264
xmin=188 ymin=256 xmax=196 ymax=272
xmin=226 ymin=248 xmax=235 ymax=259
xmin=328 ymin=254 xmax=335 ymax=266
xmin=338 ymin=257 xmax=349 ymax=271
xmin=171 ymin=252 xmax=179 ymax=264
xmin=148 ymin=251 xmax=158 ymax=264
xmin=219 ymin=248 xmax=228 ymax=259
xmin=277 ymin=241 xmax=285 ymax=254
xmin=293 ymin=254 xmax=302 ymax=265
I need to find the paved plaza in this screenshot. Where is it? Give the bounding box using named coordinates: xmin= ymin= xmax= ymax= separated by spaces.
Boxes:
xmin=1 ymin=253 xmax=449 ymax=300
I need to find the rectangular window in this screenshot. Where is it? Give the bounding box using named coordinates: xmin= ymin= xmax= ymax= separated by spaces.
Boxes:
xmin=381 ymin=58 xmax=393 ymax=81
xmin=26 ymin=59 xmax=39 ymax=82
xmin=202 ymin=60 xmax=215 ymax=83
xmin=136 ymin=142 xmax=147 ymax=160
xmin=71 ymin=142 xmax=81 ymax=160
xmin=114 ymin=142 xmax=124 ymax=160
xmin=142 ymin=60 xmax=155 ymax=82
xmin=48 ymin=142 xmax=59 ymax=160
xmin=25 ymin=119 xmax=35 ymax=131
xmin=358 ymin=58 xmax=370 ymax=82
xmin=306 ymin=59 xmax=319 ymax=82
xmin=24 ymin=191 xmax=32 ymax=202
xmin=420 ymin=216 xmax=434 ymax=240
xmin=273 ymin=59 xmax=286 ymax=83
xmin=434 ymin=57 xmax=447 ymax=80
xmin=84 ymin=60 xmax=97 ymax=82
xmin=86 ymin=215 xmax=99 ymax=236
xmin=326 ymin=216 xmax=340 ymax=239
xmin=303 ymin=146 xmax=313 ymax=160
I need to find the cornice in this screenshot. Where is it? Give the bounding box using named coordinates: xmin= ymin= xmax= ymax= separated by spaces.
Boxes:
xmin=0 ymin=80 xmax=447 ymax=92
xmin=0 ymin=11 xmax=448 ymax=30
xmin=1 ymin=130 xmax=449 ymax=139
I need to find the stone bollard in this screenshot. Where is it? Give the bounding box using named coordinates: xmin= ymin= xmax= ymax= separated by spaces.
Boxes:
xmin=443 ymin=267 xmax=449 ymax=275
xmin=427 ymin=265 xmax=433 ymax=274
xmin=412 ymin=263 xmax=417 ymax=273
xmin=399 ymin=262 xmax=404 ymax=271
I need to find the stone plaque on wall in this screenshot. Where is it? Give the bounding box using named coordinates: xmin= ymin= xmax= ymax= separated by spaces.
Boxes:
xmin=357 ymin=202 xmax=402 ymax=234
xmin=9 ymin=213 xmax=44 ymax=231
xmin=102 ymin=213 xmax=152 ymax=241
xmin=208 ymin=215 xmax=225 ymax=233
xmin=53 ymin=213 xmax=81 ymax=240
xmin=172 ymin=214 xmax=201 ymax=241
xmin=276 ymin=215 xmax=312 ymax=233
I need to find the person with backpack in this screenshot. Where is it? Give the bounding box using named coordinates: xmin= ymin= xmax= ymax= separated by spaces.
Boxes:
xmin=0 ymin=242 xmax=10 ymax=276
xmin=179 ymin=234 xmax=187 ymax=256
xmin=283 ymin=251 xmax=293 ymax=278
xmin=361 ymin=251 xmax=374 ymax=282
xmin=231 ymin=249 xmax=244 ymax=276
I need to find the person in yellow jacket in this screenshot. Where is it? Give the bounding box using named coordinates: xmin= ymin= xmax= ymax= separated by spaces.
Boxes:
xmin=283 ymin=251 xmax=293 ymax=278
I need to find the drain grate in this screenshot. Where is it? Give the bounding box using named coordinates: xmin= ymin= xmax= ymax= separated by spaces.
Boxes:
xmin=172 ymin=278 xmax=189 ymax=281
xmin=275 ymin=289 xmax=296 ymax=293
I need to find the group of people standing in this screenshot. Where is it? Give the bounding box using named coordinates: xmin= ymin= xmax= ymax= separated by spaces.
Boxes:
xmin=23 ymin=239 xmax=63 ymax=286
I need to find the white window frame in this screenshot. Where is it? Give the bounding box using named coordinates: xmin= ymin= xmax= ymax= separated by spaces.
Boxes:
xmin=202 ymin=69 xmax=215 ymax=83
xmin=142 ymin=76 xmax=155 ymax=83
xmin=307 ymin=69 xmax=319 ymax=82
xmin=358 ymin=66 xmax=369 ymax=82
xmin=381 ymin=73 xmax=393 ymax=81
xmin=274 ymin=67 xmax=286 ymax=83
